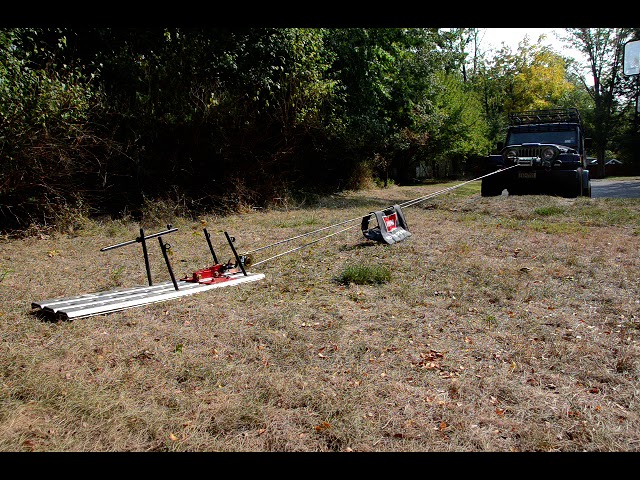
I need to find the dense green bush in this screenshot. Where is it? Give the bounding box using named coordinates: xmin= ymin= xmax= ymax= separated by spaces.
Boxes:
xmin=0 ymin=29 xmax=112 ymax=231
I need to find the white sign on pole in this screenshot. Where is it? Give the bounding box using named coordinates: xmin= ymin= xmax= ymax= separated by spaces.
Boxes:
xmin=623 ymin=39 xmax=640 ymax=76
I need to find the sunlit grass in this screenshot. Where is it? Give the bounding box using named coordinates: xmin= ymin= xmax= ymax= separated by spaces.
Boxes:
xmin=527 ymin=219 xmax=590 ymax=235
xmin=336 ymin=264 xmax=391 ymax=285
xmin=441 ymin=181 xmax=481 ymax=197
xmin=274 ymin=215 xmax=321 ymax=228
xmin=577 ymin=205 xmax=639 ymax=226
xmin=3 ymin=182 xmax=640 ymax=452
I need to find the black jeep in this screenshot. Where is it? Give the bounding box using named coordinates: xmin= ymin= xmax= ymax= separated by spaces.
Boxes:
xmin=481 ymin=108 xmax=592 ymax=198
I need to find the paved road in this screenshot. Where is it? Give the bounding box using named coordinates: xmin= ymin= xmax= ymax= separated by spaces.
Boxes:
xmin=591 ymin=178 xmax=640 ymax=198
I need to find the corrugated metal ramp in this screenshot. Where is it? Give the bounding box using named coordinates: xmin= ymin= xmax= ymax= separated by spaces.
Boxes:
xmin=31 ymin=272 xmax=265 ymax=320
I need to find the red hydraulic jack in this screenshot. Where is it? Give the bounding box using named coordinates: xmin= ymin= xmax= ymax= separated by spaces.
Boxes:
xmin=182 ymin=231 xmax=251 ymax=285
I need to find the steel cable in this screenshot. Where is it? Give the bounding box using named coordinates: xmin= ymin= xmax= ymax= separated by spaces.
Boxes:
xmin=241 ymin=166 xmax=517 ymax=265
xmin=399 ymin=166 xmax=518 ymax=209
xmin=242 ymin=216 xmax=364 ymax=255
xmin=250 ymin=225 xmax=360 ymax=267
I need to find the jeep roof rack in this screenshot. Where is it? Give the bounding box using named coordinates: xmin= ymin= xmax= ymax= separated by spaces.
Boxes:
xmin=509 ymin=108 xmax=582 ymax=126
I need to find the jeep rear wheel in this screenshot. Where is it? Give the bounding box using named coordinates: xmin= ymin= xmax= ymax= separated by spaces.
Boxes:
xmin=583 ymin=171 xmax=592 ymax=198
xmin=563 ymin=173 xmax=582 ymax=198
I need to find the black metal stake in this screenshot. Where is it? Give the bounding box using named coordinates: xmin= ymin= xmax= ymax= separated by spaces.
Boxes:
xmin=158 ymin=237 xmax=179 ymax=291
xmin=140 ymin=227 xmax=153 ymax=286
xmin=203 ymin=228 xmax=219 ymax=264
xmin=224 ymin=231 xmax=247 ymax=276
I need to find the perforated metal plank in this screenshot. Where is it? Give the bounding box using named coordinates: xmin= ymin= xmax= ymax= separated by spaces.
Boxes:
xmin=32 ymin=272 xmax=265 ymax=320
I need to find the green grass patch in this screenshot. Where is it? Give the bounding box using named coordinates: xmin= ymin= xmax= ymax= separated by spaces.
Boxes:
xmin=534 ymin=205 xmax=566 ymax=216
xmin=583 ymin=206 xmax=638 ymax=226
xmin=445 ymin=181 xmax=480 ymax=197
xmin=527 ymin=219 xmax=589 ymax=235
xmin=0 ymin=267 xmax=12 ymax=282
xmin=336 ymin=264 xmax=391 ymax=285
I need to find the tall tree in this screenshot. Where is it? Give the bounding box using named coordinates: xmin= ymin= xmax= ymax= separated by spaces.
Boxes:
xmin=559 ymin=28 xmax=634 ymax=178
xmin=322 ymin=28 xmax=448 ymax=184
xmin=471 ymin=36 xmax=570 ymax=148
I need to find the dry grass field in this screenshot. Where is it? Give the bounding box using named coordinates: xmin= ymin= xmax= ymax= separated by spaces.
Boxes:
xmin=1 ymin=180 xmax=639 ymax=452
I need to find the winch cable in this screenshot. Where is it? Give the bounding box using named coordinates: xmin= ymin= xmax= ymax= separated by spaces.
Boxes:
xmin=250 ymin=224 xmax=359 ymax=267
xmin=398 ymin=165 xmax=518 ymax=209
xmin=243 ymin=216 xmax=365 ymax=256
xmin=241 ymin=166 xmax=517 ymax=266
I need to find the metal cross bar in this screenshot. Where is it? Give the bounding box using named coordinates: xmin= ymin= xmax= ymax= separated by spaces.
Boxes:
xmin=100 ymin=226 xmax=178 ymax=251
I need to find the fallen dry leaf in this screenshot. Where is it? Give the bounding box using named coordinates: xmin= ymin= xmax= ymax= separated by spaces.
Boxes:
xmin=314 ymin=421 xmax=331 ymax=432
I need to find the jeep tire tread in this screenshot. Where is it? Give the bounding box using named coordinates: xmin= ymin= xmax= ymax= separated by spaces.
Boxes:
xmin=481 ymin=178 xmax=503 ymax=197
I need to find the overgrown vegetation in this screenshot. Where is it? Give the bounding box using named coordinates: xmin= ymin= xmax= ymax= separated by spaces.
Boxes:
xmin=1 ymin=27 xmax=639 ymax=233
xmin=1 ymin=183 xmax=638 ymax=451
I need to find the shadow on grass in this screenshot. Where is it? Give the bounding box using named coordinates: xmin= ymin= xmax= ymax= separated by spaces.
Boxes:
xmin=31 ymin=309 xmax=70 ymax=324
xmin=339 ymin=241 xmax=379 ymax=252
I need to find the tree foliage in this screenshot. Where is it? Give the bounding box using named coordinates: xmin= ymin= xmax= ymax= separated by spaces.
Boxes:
xmin=0 ymin=27 xmax=638 ymax=233
xmin=0 ymin=28 xmax=113 ymax=229
xmin=559 ymin=28 xmax=635 ymax=177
